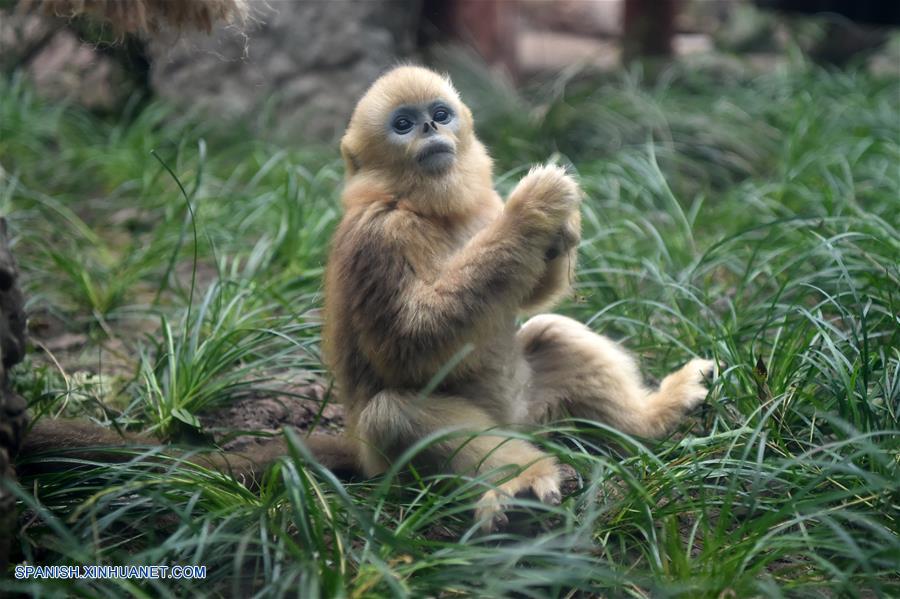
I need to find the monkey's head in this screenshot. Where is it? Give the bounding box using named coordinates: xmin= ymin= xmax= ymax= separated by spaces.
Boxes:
xmin=341 ymin=66 xmax=479 ymax=181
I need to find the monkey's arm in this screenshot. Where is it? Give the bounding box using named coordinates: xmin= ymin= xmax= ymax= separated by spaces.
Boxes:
xmin=402 ymin=166 xmax=582 ymax=331
xmin=17 ymin=419 xmax=360 ymax=484
xmin=402 ymin=213 xmax=550 ymax=329
xmin=342 ymin=167 xmax=579 ymax=371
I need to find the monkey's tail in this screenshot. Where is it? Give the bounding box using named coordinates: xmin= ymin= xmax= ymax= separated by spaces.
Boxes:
xmin=16 ymin=419 xmax=362 ymax=485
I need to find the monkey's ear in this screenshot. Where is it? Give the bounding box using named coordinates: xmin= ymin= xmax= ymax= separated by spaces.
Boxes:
xmin=340 ymin=136 xmax=361 ymax=177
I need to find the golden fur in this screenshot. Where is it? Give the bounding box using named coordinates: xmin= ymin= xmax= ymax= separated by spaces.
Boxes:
xmin=323 ymin=66 xmax=714 ymax=531
xmin=23 ymin=0 xmax=250 ymax=35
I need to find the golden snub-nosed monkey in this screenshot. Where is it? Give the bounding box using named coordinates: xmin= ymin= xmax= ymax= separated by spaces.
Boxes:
xmin=324 ymin=65 xmax=716 ymax=531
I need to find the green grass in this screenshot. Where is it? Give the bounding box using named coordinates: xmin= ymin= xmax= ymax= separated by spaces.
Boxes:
xmin=1 ymin=49 xmax=898 ymax=598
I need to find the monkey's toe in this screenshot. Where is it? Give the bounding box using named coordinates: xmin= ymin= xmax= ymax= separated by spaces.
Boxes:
xmin=475 ymin=490 xmax=510 ymax=533
xmin=488 ymin=511 xmax=509 ymax=533
xmin=540 ymin=488 xmax=562 ymax=506
xmin=679 ymin=358 xmax=716 ymax=409
xmin=527 ymin=472 xmax=562 ymax=507
xmin=699 ymin=358 xmax=724 ymax=380
xmin=693 ymin=359 xmax=717 ymax=381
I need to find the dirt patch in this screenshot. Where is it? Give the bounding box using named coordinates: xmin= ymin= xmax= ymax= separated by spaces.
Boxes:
xmin=199 ymin=382 xmax=344 ymax=452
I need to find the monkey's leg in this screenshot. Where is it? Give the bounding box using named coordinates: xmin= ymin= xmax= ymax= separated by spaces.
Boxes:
xmin=356 ymin=391 xmax=561 ymax=532
xmin=518 ymin=314 xmax=715 ymax=438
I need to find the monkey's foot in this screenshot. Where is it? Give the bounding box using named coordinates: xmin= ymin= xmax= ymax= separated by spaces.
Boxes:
xmin=671 ymin=358 xmax=718 ymax=410
xmin=474 ymin=462 xmax=562 ymax=533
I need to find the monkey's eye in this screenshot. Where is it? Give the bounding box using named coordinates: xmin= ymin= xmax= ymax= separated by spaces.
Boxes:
xmin=433 ymin=108 xmax=451 ymax=124
xmin=392 ymin=116 xmax=414 ymax=134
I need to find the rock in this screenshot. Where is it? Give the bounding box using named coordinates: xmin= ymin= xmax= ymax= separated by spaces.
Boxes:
xmin=520 ymin=0 xmax=624 ymax=37
xmin=517 ymin=31 xmax=620 ymax=74
xmin=2 ymin=1 xmax=419 ymax=134
xmin=0 ymin=11 xmax=135 ymax=111
xmin=147 ymin=0 xmax=421 ymax=140
xmin=32 ymin=0 xmax=251 ymax=36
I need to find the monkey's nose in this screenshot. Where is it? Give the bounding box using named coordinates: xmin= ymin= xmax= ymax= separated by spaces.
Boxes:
xmin=422 ymin=122 xmax=437 ymax=134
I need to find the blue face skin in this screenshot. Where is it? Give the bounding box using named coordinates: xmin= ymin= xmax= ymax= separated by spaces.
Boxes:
xmin=386 ymin=100 xmax=458 ymax=175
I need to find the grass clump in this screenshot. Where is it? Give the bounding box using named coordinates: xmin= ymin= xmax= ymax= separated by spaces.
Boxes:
xmin=1 ymin=53 xmax=898 ymax=597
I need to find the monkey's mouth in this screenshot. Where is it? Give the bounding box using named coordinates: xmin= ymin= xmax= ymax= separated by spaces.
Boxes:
xmin=416 ymin=142 xmax=455 ymax=174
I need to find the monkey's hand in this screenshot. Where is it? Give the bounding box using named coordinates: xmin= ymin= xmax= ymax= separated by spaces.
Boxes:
xmin=521 ymin=208 xmax=582 ymax=313
xmin=505 ymin=165 xmax=582 ymax=251
xmin=505 ymin=167 xmax=582 ymax=312
xmin=545 ymin=209 xmax=581 ymax=261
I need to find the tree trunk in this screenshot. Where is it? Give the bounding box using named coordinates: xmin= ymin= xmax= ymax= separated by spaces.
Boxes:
xmin=0 ymin=218 xmax=27 ymax=572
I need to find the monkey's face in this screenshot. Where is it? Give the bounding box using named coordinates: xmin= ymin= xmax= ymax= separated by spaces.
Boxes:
xmin=387 ymin=100 xmax=459 ymax=175
xmin=341 ymin=66 xmax=476 ymax=179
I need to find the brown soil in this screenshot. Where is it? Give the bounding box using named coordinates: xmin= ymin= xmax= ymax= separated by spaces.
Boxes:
xmin=199 ymin=383 xmax=345 ymax=452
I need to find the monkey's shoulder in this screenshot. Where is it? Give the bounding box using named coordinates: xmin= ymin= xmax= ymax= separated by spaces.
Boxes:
xmin=328 ymin=209 xmax=414 ymax=287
